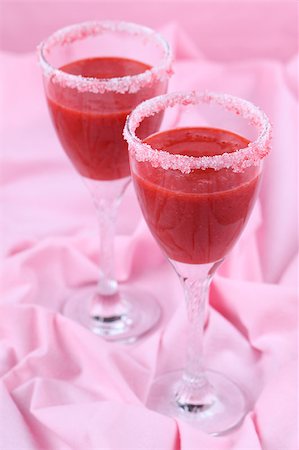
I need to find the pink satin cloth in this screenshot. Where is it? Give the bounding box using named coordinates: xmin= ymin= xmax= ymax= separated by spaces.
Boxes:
xmin=0 ymin=24 xmax=297 ymax=449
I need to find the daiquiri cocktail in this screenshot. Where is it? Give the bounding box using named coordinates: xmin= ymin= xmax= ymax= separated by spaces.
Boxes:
xmin=39 ymin=21 xmax=172 ymax=341
xmin=124 ymin=91 xmax=271 ymax=433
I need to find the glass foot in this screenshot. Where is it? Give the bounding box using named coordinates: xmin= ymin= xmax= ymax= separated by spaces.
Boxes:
xmin=63 ymin=286 xmax=161 ymax=343
xmin=146 ymin=370 xmax=248 ymax=435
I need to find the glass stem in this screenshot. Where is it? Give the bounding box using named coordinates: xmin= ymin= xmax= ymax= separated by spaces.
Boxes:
xmin=172 ymin=260 xmax=222 ymax=412
xmin=95 ymin=197 xmax=119 ymax=296
xmin=83 ymin=177 xmax=130 ymax=324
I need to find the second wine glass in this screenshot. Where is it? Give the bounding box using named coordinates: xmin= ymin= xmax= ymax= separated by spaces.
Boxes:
xmin=38 ymin=21 xmax=172 ymax=341
xmin=124 ymin=91 xmax=271 ymax=433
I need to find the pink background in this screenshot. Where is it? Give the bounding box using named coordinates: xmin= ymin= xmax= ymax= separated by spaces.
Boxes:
xmin=0 ymin=1 xmax=298 ymax=449
xmin=1 ymin=0 xmax=297 ymax=61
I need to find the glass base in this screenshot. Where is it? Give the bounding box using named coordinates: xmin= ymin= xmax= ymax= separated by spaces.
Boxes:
xmin=146 ymin=370 xmax=248 ymax=435
xmin=63 ymin=286 xmax=161 ymax=343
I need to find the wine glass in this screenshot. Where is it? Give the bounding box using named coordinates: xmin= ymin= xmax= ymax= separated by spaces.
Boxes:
xmin=124 ymin=91 xmax=271 ymax=433
xmin=38 ymin=21 xmax=172 ymax=342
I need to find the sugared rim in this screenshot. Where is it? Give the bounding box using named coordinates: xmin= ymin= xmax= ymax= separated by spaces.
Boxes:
xmin=124 ymin=91 xmax=272 ymax=173
xmin=38 ymin=20 xmax=173 ymax=94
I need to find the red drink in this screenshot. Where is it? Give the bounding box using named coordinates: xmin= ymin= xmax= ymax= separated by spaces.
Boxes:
xmin=46 ymin=57 xmax=165 ymax=180
xmin=133 ymin=127 xmax=260 ymax=264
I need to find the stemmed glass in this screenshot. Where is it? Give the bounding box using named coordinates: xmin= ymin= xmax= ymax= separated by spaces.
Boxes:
xmin=38 ymin=21 xmax=172 ymax=342
xmin=124 ymin=91 xmax=271 ymax=433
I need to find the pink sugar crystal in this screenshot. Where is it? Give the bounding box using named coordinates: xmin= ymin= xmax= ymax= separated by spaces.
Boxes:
xmin=38 ymin=21 xmax=172 ymax=94
xmin=124 ymin=91 xmax=272 ymax=173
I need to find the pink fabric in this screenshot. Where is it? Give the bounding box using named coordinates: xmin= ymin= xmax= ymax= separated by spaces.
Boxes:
xmin=1 ymin=22 xmax=298 ymax=450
